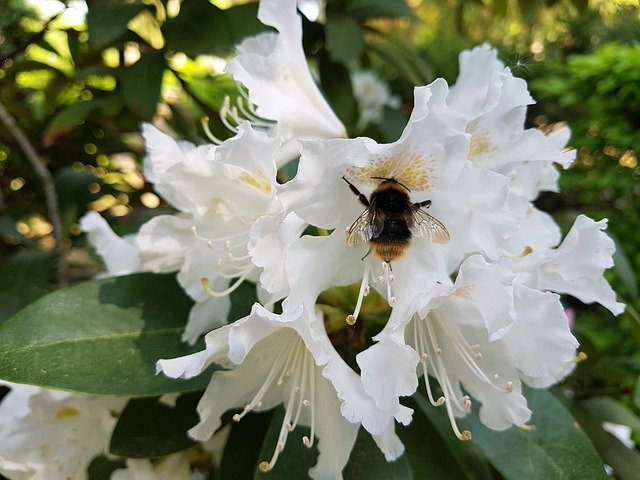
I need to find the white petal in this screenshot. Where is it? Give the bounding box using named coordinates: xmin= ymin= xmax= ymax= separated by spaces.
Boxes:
xmin=225 ymin=0 xmax=344 ymax=141
xmin=79 ymin=212 xmax=141 ymax=276
xmin=447 ymin=43 xmax=506 ymax=119
xmin=283 ymin=231 xmax=363 ymax=311
xmin=248 ymin=212 xmax=306 ymax=299
xmin=308 ymin=372 xmax=359 ymax=480
xmin=136 ymin=214 xmax=194 ymax=272
xmin=454 ymin=255 xmax=515 ymax=341
xmin=429 ymin=163 xmax=517 ymax=260
xmin=182 ymin=296 xmax=231 ymax=345
xmin=372 ymin=423 xmax=405 ymax=462
xmin=505 ymin=285 xmax=578 ymax=387
xmin=537 ymin=215 xmax=625 ymax=315
xmin=356 ymin=338 xmax=418 ymax=426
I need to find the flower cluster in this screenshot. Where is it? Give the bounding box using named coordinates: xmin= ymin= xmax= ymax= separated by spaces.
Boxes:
xmin=6 ymin=0 xmax=621 ymax=479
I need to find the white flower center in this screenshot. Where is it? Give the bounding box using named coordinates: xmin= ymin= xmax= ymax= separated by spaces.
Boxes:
xmin=410 ymin=311 xmax=513 ymax=441
xmin=231 ymin=334 xmax=317 ymax=472
xmin=191 ymin=226 xmax=256 ymax=297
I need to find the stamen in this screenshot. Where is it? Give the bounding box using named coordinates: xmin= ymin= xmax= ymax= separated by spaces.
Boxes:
xmin=201 ymin=269 xmax=252 ymax=297
xmin=346 ymin=263 xmax=371 ymax=325
xmin=200 ymin=117 xmax=224 ymax=145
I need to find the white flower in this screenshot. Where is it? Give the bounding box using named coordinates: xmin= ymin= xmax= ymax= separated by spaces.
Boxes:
xmin=225 ymin=0 xmax=344 ymax=143
xmin=0 ymin=383 xmax=125 ymax=480
xmin=351 ymin=70 xmax=401 ymax=130
xmin=513 ymin=214 xmax=625 ymax=316
xmin=357 ymin=255 xmax=578 ymax=437
xmin=110 ymin=453 xmax=191 ymax=480
xmin=82 ymin=123 xmax=286 ymax=344
xmin=447 ymin=43 xmax=575 ymax=201
xmin=158 ymin=304 xmax=403 ymax=480
xmin=276 ymin=78 xmax=517 ymax=325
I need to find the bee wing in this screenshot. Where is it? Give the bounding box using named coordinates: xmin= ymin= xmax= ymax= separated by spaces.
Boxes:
xmin=347 ymin=208 xmax=383 ymax=247
xmin=406 ymin=207 xmax=450 ymax=244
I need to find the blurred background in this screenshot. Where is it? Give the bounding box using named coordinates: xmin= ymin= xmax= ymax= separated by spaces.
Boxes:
xmin=0 ymin=0 xmax=639 ymax=476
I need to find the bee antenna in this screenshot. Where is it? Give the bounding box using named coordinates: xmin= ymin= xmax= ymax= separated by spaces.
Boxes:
xmin=370 ymin=176 xmax=411 ymax=193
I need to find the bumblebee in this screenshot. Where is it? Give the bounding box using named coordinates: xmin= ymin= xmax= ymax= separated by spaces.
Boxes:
xmin=342 ymin=176 xmax=450 ymax=263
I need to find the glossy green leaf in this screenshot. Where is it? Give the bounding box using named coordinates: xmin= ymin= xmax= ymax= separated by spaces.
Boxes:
xmin=110 ymin=391 xmax=202 ymax=457
xmin=121 ymin=52 xmax=166 ymax=119
xmin=86 ymin=0 xmax=145 ymax=47
xmin=325 ymin=14 xmax=365 ymax=64
xmin=414 ymin=392 xmax=495 ymax=480
xmin=580 ymin=396 xmax=640 ymax=430
xmin=0 ymin=250 xmax=56 ymax=323
xmin=87 ymin=456 xmax=126 ymax=480
xmin=459 ymin=387 xmax=607 ymax=480
xmin=573 ymin=402 xmax=640 ymax=480
xmin=0 ymin=273 xmax=210 ymax=397
xmin=219 ymin=411 xmax=274 ymax=480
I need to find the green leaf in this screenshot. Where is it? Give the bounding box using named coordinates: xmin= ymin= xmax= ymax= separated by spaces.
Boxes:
xmin=121 ymin=52 xmax=166 ymax=119
xmin=44 ymin=99 xmax=107 ymax=147
xmin=0 ymin=250 xmax=57 ymax=323
xmin=110 ymin=391 xmax=202 ymax=457
xmin=319 ymin=53 xmax=359 ymax=133
xmin=572 ymin=402 xmax=640 ymax=480
xmin=219 ymin=411 xmax=274 ymax=480
xmin=414 ymin=392 xmax=496 ymax=480
xmin=87 ymin=0 xmax=145 ymax=47
xmin=163 ymin=1 xmax=267 ymax=58
xmin=345 ymin=0 xmax=413 ymax=20
xmin=87 ymin=456 xmax=126 ymax=480
xmin=325 ymin=14 xmax=365 ymax=65
xmin=580 ymin=396 xmax=640 ymax=431
xmin=0 ymin=273 xmax=211 ymax=397
xmin=611 ymin=235 xmax=638 ymax=301
xmin=459 ymin=387 xmax=607 ymax=480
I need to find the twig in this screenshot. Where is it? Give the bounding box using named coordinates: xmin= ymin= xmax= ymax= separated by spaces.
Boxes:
xmin=0 ymin=101 xmax=67 ymax=286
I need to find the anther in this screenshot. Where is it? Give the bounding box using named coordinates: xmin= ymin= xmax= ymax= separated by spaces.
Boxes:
xmin=303 ymin=399 xmax=311 ymax=407
xmin=493 ymin=374 xmax=500 ymax=382
xmin=346 ymin=314 xmax=356 ymax=326
xmin=505 ymin=381 xmax=513 ymax=393
xmin=232 ymin=414 xmax=241 ymax=422
xmin=259 ymin=462 xmax=271 ymax=472
xmin=436 ymin=396 xmax=445 ymax=406
xmin=303 ymin=436 xmax=313 ymax=448
xmin=459 ymin=430 xmax=472 ymax=441
xmin=389 ymin=296 xmax=396 ymax=306
xmin=363 ymin=285 xmax=370 ymax=296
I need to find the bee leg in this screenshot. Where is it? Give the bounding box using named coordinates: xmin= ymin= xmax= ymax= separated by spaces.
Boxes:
xmin=361 ymin=249 xmax=372 ymax=261
xmin=415 ymin=199 xmax=432 ymax=208
xmin=342 ymin=176 xmax=370 ymax=207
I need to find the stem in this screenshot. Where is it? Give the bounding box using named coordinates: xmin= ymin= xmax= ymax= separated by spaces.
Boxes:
xmin=0 ymin=101 xmax=67 ymax=286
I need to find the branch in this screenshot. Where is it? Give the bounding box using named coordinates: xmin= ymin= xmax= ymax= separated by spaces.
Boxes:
xmin=0 ymin=101 xmax=67 ymax=286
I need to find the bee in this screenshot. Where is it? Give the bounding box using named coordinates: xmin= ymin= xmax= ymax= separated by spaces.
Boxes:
xmin=342 ymin=176 xmax=450 ymax=263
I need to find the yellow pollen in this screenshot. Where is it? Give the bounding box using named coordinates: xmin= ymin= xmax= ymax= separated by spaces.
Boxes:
xmin=259 ymin=461 xmax=271 ymax=472
xmin=520 ymin=424 xmax=537 ymax=432
xmin=55 ymin=406 xmax=81 ymax=419
xmin=469 ymin=134 xmax=495 ymax=159
xmin=459 ymin=430 xmax=472 ymax=441
xmin=346 ymin=147 xmax=433 ymax=191
xmin=345 ymin=314 xmax=356 ymax=326
xmin=239 ymin=171 xmax=272 ymax=194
